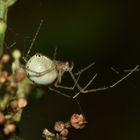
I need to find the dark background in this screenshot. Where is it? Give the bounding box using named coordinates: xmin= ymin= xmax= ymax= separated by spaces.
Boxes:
xmin=5 ymin=0 xmax=140 ymax=140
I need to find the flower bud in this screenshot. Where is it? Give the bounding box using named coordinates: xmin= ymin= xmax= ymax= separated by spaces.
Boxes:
xmin=43 ymin=128 xmax=55 ymax=139
xmin=18 ymin=98 xmax=28 ymax=108
xmin=70 ymin=114 xmax=87 ymax=129
xmin=60 ymin=128 xmax=68 ymax=137
xmin=54 ymin=121 xmax=65 ymax=132
xmin=0 ymin=112 xmax=5 ymax=124
xmin=12 ymin=50 xmax=21 ymax=60
xmin=3 ymin=124 xmax=16 ymax=135
xmin=1 ymin=54 xmax=10 ymax=63
xmin=0 ymin=71 xmax=8 ymax=84
xmin=10 ymin=100 xmax=18 ymax=110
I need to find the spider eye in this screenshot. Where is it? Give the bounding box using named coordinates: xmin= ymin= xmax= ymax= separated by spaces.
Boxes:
xmin=35 ymin=54 xmax=41 ymax=57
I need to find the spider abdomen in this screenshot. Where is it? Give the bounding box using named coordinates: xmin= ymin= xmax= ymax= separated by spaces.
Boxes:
xmin=26 ymin=53 xmax=58 ymax=85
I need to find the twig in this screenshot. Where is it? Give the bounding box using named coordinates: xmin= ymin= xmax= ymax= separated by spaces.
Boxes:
xmin=0 ymin=0 xmax=17 ymax=56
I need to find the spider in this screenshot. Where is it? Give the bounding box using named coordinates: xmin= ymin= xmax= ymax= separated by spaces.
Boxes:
xmin=23 ymin=20 xmax=139 ymax=100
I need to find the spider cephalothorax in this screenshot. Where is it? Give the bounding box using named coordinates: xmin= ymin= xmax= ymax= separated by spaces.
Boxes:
xmin=54 ymin=61 xmax=73 ymax=72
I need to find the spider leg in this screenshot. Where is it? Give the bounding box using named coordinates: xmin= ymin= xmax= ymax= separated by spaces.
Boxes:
xmin=111 ymin=66 xmax=140 ymax=92
xmin=5 ymin=42 xmax=17 ymax=50
xmin=71 ymin=72 xmax=108 ymax=99
xmin=54 ymin=72 xmax=81 ymax=90
xmin=73 ymin=65 xmax=139 ymax=98
xmin=48 ymin=87 xmax=71 ymax=98
xmin=111 ymin=66 xmax=140 ymax=74
xmin=109 ymin=65 xmax=139 ymax=88
xmin=53 ymin=47 xmax=57 ymax=60
xmin=124 ymin=68 xmax=140 ymax=72
xmin=63 ymin=62 xmax=96 ymax=92
xmin=23 ymin=66 xmax=55 ymax=77
xmin=22 ymin=57 xmax=27 ymax=63
xmin=74 ymin=62 xmax=95 ymax=75
xmin=26 ymin=20 xmax=44 ymax=59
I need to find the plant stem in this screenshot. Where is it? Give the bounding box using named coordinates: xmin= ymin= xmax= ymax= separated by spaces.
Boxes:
xmin=0 ymin=0 xmax=17 ymax=56
xmin=0 ymin=93 xmax=12 ymax=110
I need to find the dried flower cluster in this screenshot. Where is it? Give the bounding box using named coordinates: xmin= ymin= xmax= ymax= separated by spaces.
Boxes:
xmin=43 ymin=113 xmax=87 ymax=140
xmin=0 ymin=50 xmax=32 ymax=137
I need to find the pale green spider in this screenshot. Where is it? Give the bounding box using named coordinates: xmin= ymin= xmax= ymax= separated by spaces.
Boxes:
xmin=23 ymin=20 xmax=139 ymax=99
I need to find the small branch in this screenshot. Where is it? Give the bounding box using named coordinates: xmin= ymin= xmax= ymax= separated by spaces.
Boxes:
xmin=0 ymin=0 xmax=17 ymax=56
xmin=0 ymin=93 xmax=12 ymax=111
